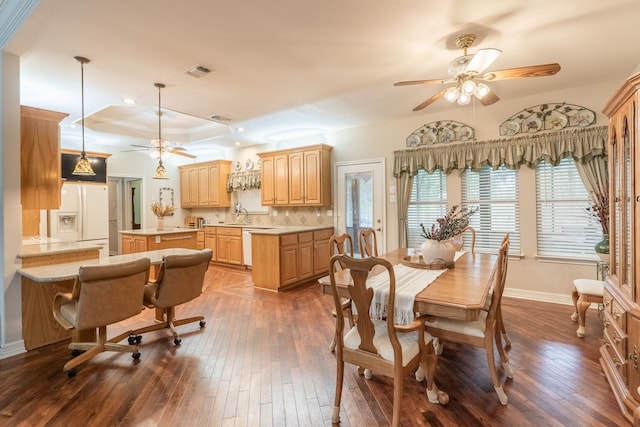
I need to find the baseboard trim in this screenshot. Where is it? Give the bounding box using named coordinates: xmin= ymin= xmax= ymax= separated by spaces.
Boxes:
xmin=504 ymin=288 xmax=574 ymax=306
xmin=1 ymin=340 xmax=26 ymax=359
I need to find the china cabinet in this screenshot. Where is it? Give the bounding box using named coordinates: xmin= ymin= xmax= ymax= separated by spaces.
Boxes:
xmin=601 ymin=72 xmax=640 ymax=426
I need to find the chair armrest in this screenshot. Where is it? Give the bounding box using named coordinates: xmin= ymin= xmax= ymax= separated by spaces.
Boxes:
xmin=52 ymin=292 xmax=74 ymax=330
xmin=395 ymin=318 xmax=423 ymax=333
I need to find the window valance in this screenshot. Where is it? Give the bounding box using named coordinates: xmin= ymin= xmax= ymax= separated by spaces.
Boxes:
xmin=393 ymin=125 xmax=608 ymax=177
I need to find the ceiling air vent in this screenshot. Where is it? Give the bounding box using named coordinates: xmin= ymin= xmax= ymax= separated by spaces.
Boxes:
xmin=184 ymin=64 xmax=212 ymax=78
xmin=210 ymin=114 xmax=233 ymax=123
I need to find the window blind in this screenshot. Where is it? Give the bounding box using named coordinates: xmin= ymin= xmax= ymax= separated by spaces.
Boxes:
xmin=536 ymin=158 xmax=600 ymax=257
xmin=462 ymin=165 xmax=520 ymax=254
xmin=407 ymin=170 xmax=447 ymax=249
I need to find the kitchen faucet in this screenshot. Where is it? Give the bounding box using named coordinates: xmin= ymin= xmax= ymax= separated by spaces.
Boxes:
xmin=234 ymin=203 xmax=251 ymax=224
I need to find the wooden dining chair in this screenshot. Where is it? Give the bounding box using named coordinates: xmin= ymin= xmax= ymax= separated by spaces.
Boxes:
xmin=325 ymin=233 xmax=356 ymax=352
xmin=425 ymin=235 xmax=512 ymax=405
xmin=328 ymin=254 xmax=447 ymax=426
xmin=359 ymin=227 xmax=379 ymax=257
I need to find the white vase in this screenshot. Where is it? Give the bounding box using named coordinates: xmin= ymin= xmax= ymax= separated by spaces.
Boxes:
xmin=420 ymin=239 xmax=456 ymax=265
xmin=157 ymin=217 xmax=165 ymax=231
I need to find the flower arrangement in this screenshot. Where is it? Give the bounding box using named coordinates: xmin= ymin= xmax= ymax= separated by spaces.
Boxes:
xmin=420 ymin=205 xmax=477 ymax=241
xmin=585 ymin=192 xmax=609 ymax=235
xmin=150 ymin=201 xmax=175 ymax=218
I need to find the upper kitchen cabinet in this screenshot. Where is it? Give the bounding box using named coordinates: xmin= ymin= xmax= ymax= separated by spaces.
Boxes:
xmin=179 ymin=160 xmax=231 ymax=208
xmin=258 ymin=144 xmax=332 ymax=207
xmin=20 ymin=106 xmax=68 ymax=210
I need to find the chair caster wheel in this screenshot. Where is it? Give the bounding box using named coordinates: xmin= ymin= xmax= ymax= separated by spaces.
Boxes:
xmin=173 ymin=338 xmax=182 ymax=346
xmin=199 ymin=320 xmax=206 ymax=328
xmin=129 ymin=335 xmax=142 ymax=344
xmin=132 ymin=352 xmax=141 ymax=360
xmin=67 ymin=369 xmax=77 ymax=378
xmin=70 ymin=349 xmax=82 ymax=357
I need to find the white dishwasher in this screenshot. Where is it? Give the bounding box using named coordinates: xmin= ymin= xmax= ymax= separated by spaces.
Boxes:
xmin=242 ymin=229 xmax=260 ymax=267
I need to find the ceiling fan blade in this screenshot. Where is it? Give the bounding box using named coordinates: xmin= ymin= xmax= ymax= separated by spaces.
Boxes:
xmin=467 ymin=48 xmax=502 ymax=74
xmin=479 ymin=90 xmax=500 ymax=106
xmin=481 ymin=63 xmax=561 ymax=81
xmin=413 ymin=89 xmax=446 ymax=112
xmin=394 ymin=77 xmax=454 ymax=86
xmin=170 ymin=150 xmax=196 ymax=159
xmin=130 ymin=144 xmax=151 ymax=149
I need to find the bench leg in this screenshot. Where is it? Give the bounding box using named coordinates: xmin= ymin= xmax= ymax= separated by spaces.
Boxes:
xmin=575 ymin=295 xmax=591 ymax=337
xmin=571 ymin=288 xmax=579 ymax=322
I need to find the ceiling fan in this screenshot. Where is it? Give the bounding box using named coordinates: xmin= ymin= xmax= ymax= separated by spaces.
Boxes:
xmin=394 ymin=34 xmax=561 ymax=111
xmin=125 ymin=140 xmax=197 ymax=159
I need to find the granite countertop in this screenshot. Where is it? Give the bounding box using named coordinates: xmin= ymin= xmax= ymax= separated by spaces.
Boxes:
xmin=119 ymin=224 xmax=333 ymax=236
xmin=19 ymin=240 xmax=104 ymax=259
xmin=239 ymin=225 xmax=333 ymax=235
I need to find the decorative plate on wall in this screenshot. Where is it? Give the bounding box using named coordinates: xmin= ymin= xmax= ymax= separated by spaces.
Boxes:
xmin=245 ymin=159 xmax=254 ymax=170
xmin=234 ymin=161 xmax=242 ymax=171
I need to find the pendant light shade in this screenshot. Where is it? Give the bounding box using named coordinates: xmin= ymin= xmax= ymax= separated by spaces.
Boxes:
xmin=152 ymin=82 xmax=169 ymax=180
xmin=72 ymin=56 xmax=95 ymax=176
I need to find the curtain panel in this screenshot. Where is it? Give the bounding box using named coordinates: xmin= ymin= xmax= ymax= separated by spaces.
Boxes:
xmin=392 ymin=126 xmax=608 ymax=177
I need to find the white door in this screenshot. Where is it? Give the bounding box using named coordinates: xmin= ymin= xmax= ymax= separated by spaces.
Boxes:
xmin=335 ymin=159 xmax=386 ymax=257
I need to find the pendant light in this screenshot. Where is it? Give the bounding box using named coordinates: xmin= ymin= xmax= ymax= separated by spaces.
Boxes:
xmin=71 ymin=56 xmax=95 ymax=176
xmin=152 ymin=82 xmax=169 ymax=180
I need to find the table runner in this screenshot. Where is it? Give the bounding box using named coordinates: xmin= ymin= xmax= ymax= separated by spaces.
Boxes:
xmin=366 ymin=251 xmax=466 ymax=324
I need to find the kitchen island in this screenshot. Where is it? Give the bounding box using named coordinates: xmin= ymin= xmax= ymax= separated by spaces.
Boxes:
xmin=18 ymin=240 xmax=103 ymax=350
xmin=250 ymin=226 xmax=333 ymax=291
xmin=119 ymin=228 xmax=199 ymax=254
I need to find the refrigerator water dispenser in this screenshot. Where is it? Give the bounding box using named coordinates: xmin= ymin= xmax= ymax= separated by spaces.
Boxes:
xmin=56 ymin=212 xmax=78 ymax=236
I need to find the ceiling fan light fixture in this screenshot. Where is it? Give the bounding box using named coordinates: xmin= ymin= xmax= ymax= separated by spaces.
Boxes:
xmin=461 ymin=79 xmax=477 ymax=95
xmin=72 ymin=56 xmax=95 ymax=176
xmin=444 ymin=86 xmax=459 ymax=102
xmin=457 ymin=92 xmax=471 ymax=105
xmin=475 ymin=83 xmax=490 ymax=99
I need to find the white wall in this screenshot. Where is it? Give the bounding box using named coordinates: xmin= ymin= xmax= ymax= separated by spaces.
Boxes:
xmin=327 ymin=79 xmax=621 ymax=303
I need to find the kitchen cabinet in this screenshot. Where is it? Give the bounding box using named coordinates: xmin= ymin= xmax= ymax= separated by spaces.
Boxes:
xmin=196 ymin=230 xmax=205 ymax=250
xmin=260 ymin=153 xmax=289 ymax=206
xmin=215 ymin=227 xmax=242 ymax=265
xmin=204 ymin=226 xmax=217 ymax=260
xmin=120 ymin=230 xmax=197 ymax=255
xmin=121 ymin=235 xmax=148 ymax=254
xmin=20 ymin=106 xmax=69 ymax=236
xmin=313 ymin=228 xmax=333 ymax=276
xmin=601 ymin=72 xmax=640 ymax=425
xmin=258 ymin=144 xmax=332 ymax=207
xmin=179 ymin=160 xmax=231 ymax=208
xmin=251 ymin=227 xmax=333 ymax=291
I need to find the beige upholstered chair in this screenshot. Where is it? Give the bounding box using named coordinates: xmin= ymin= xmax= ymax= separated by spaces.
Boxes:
xmin=328 ymin=254 xmax=447 ymax=426
xmin=52 ymin=257 xmax=151 ymax=377
xmin=130 ymin=249 xmax=212 ymax=346
xmin=571 ymin=278 xmax=604 ymax=337
xmin=359 ymin=227 xmax=379 ymax=258
xmin=425 ymin=235 xmax=512 ymax=405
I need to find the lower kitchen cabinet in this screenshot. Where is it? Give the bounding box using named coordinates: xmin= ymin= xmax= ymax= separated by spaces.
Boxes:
xmin=252 ymin=227 xmax=333 ymax=291
xmin=120 ymin=230 xmax=197 ymax=255
xmin=215 ymin=227 xmax=243 ymax=265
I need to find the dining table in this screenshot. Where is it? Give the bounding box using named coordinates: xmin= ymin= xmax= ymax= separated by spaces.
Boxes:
xmin=319 ymin=248 xmax=499 ymax=322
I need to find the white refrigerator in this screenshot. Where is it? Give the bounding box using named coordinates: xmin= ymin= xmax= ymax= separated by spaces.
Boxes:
xmin=48 ymin=183 xmax=110 ymax=257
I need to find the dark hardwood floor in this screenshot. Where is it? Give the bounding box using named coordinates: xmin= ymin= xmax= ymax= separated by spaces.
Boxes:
xmin=0 ymin=264 xmax=628 ymax=426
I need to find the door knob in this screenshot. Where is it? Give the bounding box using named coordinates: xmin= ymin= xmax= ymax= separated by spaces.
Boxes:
xmin=376 ymin=227 xmax=382 ymax=231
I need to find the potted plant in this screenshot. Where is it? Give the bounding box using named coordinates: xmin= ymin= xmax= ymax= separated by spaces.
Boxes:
xmin=150 ymin=201 xmax=175 ymax=230
xmin=419 ymin=205 xmax=477 ymax=265
xmin=585 ymin=192 xmax=609 ymax=262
